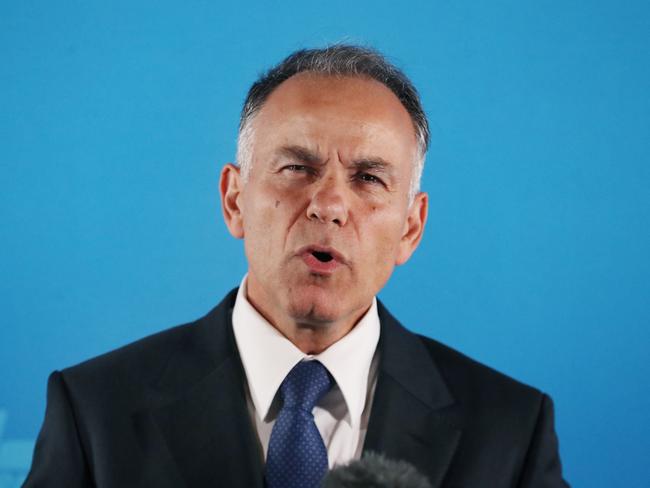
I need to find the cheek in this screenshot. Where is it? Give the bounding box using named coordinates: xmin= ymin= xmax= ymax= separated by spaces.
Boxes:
xmin=353 ymin=227 xmax=401 ymax=297
xmin=242 ymin=184 xmax=303 ymax=253
xmin=361 ymin=213 xmax=405 ymax=268
xmin=242 ymin=194 xmax=276 ymax=259
xmin=243 ymin=184 xmax=278 ymax=229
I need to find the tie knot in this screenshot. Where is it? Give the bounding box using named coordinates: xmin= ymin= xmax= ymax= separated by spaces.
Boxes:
xmin=280 ymin=360 xmax=332 ymax=412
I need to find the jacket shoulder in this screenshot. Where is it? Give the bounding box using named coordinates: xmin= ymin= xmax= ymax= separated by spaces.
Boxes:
xmin=62 ymin=319 xmax=198 ymax=385
xmin=60 ymin=289 xmax=238 ymax=393
xmin=417 ymin=334 xmax=545 ymax=414
xmin=57 ymin=320 xmax=210 ymax=417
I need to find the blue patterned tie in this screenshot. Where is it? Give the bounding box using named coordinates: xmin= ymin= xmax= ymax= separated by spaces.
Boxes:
xmin=265 ymin=360 xmax=333 ymax=488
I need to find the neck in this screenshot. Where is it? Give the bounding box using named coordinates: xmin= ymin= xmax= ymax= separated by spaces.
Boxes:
xmin=245 ymin=278 xmax=369 ymax=355
xmin=281 ymin=323 xmax=353 ymax=355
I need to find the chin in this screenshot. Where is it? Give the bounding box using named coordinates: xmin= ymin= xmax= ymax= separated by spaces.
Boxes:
xmin=285 ymin=286 xmax=344 ymax=326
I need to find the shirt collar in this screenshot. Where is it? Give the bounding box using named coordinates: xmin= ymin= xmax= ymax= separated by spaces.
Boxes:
xmin=231 ymin=275 xmax=380 ymax=430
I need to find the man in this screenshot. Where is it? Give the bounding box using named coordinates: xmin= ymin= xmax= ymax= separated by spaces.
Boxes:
xmin=24 ymin=45 xmax=569 ymax=487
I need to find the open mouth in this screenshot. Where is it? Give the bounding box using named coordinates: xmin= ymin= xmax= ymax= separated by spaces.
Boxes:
xmin=311 ymin=251 xmax=334 ymax=263
xmin=300 ymin=246 xmax=342 ymax=273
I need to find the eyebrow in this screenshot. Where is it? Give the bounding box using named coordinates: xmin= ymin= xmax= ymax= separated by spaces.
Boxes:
xmin=350 ymin=157 xmax=395 ymax=176
xmin=276 ymin=145 xmax=323 ymax=165
xmin=275 ymin=144 xmax=396 ymax=177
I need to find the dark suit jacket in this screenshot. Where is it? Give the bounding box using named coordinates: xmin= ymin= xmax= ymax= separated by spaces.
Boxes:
xmin=24 ymin=289 xmax=569 ymax=487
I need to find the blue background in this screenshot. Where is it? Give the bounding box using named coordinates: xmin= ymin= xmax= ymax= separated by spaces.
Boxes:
xmin=1 ymin=1 xmax=648 ymax=486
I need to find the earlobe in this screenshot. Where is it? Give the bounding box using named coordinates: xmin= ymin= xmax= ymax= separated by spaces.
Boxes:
xmin=395 ymin=192 xmax=428 ymax=265
xmin=219 ymin=163 xmax=245 ymax=239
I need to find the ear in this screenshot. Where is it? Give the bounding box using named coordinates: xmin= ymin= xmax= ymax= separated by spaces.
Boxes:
xmin=395 ymin=192 xmax=428 ymax=265
xmin=219 ymin=163 xmax=245 ymax=239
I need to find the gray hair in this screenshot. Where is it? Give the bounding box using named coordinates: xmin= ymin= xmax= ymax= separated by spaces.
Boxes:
xmin=236 ymin=45 xmax=429 ymax=203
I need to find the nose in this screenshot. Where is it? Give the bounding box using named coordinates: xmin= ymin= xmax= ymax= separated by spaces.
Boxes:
xmin=306 ymin=173 xmax=349 ymax=226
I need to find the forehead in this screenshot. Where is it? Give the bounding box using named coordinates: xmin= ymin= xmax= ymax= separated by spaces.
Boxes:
xmin=251 ymin=73 xmax=418 ymax=158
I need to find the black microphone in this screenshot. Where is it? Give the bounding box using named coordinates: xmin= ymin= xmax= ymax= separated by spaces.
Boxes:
xmin=321 ymin=452 xmax=433 ymax=488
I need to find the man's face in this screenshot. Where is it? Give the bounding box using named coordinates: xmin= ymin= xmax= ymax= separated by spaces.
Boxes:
xmin=222 ymin=73 xmax=427 ymax=330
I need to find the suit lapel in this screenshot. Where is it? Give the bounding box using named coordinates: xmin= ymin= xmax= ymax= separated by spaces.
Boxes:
xmin=146 ymin=290 xmax=264 ymax=488
xmin=364 ymin=302 xmax=462 ymax=488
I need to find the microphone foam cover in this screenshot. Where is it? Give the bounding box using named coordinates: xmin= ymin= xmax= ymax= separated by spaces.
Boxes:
xmin=321 ymin=451 xmax=432 ymax=488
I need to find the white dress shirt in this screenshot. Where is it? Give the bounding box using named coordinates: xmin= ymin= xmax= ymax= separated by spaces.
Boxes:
xmin=231 ymin=276 xmax=380 ymax=468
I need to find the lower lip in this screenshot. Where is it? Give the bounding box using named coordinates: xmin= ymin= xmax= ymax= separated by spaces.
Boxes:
xmin=301 ymin=253 xmax=340 ymax=274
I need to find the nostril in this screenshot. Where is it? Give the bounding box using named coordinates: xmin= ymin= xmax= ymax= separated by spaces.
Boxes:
xmin=312 ymin=251 xmax=333 ymax=263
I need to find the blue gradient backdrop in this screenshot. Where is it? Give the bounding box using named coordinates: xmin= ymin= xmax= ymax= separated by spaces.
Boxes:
xmin=1 ymin=1 xmax=648 ymax=486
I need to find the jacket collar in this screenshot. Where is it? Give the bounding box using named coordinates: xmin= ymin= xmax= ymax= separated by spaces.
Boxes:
xmin=363 ymin=300 xmax=462 ymax=488
xmin=146 ymin=288 xmax=264 ymax=488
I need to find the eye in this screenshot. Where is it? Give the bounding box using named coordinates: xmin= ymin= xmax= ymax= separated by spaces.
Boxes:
xmin=282 ymin=164 xmax=313 ymax=174
xmin=288 ymin=164 xmax=305 ymax=171
xmin=355 ymin=172 xmax=385 ymax=186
